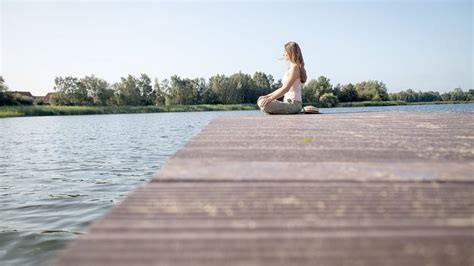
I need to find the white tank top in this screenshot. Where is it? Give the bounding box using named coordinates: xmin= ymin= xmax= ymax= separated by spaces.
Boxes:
xmin=282 ymin=66 xmax=302 ymax=102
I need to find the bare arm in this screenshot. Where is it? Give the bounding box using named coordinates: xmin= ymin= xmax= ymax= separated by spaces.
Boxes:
xmin=266 ymin=65 xmax=299 ymax=100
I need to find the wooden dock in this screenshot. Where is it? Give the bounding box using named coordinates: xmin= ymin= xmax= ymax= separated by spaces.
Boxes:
xmin=54 ymin=112 xmax=474 ymax=266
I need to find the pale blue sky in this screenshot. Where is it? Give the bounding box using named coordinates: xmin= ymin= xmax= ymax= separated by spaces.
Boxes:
xmin=1 ymin=0 xmax=472 ymax=96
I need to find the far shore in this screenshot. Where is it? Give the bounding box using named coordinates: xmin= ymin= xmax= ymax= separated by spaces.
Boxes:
xmin=0 ymin=101 xmax=472 ymax=118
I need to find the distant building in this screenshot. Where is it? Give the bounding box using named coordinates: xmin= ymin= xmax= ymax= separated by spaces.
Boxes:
xmin=43 ymin=92 xmax=57 ymax=105
xmin=11 ymin=91 xmax=34 ymax=98
xmin=8 ymin=91 xmax=57 ymax=105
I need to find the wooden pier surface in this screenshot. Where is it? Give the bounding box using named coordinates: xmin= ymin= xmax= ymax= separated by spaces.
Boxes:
xmin=55 ymin=112 xmax=474 ymax=266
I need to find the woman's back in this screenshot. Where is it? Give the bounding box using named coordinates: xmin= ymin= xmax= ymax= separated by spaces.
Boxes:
xmin=282 ymin=66 xmax=302 ymax=102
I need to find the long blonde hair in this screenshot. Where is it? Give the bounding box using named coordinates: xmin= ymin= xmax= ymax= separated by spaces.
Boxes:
xmin=284 ymin=41 xmax=307 ymax=83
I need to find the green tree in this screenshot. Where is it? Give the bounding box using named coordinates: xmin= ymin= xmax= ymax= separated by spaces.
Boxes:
xmin=80 ymin=75 xmax=113 ymax=105
xmin=419 ymin=91 xmax=441 ymax=102
xmin=201 ymin=86 xmax=219 ymax=104
xmin=152 ymin=78 xmax=168 ymax=106
xmin=194 ymin=78 xmax=208 ymax=104
xmin=208 ymin=74 xmax=229 ymax=104
xmin=355 ymin=80 xmax=389 ymax=101
xmin=449 ymin=88 xmax=469 ymax=101
xmin=49 ymin=92 xmax=69 ymax=106
xmin=468 ymin=89 xmax=474 ymax=101
xmin=137 ymin=74 xmax=153 ymax=105
xmin=391 ymin=89 xmax=443 ymax=102
xmin=252 ymin=72 xmax=273 ymax=102
xmin=167 ymin=75 xmax=195 ymax=105
xmin=229 ymin=72 xmax=254 ymax=103
xmin=0 ymin=76 xmax=16 ymax=105
xmin=302 ymin=76 xmax=333 ymax=103
xmin=271 ymin=78 xmax=282 ymax=91
xmin=12 ymin=93 xmax=34 ymax=105
xmin=252 ymin=72 xmax=270 ymax=90
xmin=53 ymin=76 xmax=90 ymax=105
xmin=113 ymin=75 xmax=142 ymax=106
xmin=338 ymin=83 xmax=357 ymax=102
xmin=319 ymin=92 xmax=339 ymax=107
xmin=0 ymin=76 xmax=6 ymax=92
xmin=441 ymin=92 xmax=451 ymax=101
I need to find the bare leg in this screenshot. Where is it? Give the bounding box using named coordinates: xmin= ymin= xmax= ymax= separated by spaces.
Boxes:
xmin=303 ymin=105 xmax=320 ymax=114
xmin=257 ymin=97 xmax=265 ymax=108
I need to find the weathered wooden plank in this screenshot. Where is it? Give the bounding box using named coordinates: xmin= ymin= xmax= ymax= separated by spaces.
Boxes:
xmin=153 ymin=160 xmax=474 ymax=181
xmin=54 ymin=112 xmax=474 ymax=266
xmin=92 ymin=182 xmax=474 ymax=226
xmin=55 ymin=233 xmax=473 ymax=266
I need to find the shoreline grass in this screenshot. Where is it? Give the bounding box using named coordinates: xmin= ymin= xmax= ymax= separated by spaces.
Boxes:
xmin=0 ymin=101 xmax=472 ymax=118
xmin=331 ymin=100 xmax=473 ymax=108
xmin=0 ymin=104 xmax=259 ymax=118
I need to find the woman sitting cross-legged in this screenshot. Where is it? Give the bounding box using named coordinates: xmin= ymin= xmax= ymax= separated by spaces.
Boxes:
xmin=257 ymin=41 xmax=319 ymax=115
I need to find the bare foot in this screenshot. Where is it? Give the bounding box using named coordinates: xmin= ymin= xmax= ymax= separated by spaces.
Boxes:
xmin=303 ymin=106 xmax=320 ymax=114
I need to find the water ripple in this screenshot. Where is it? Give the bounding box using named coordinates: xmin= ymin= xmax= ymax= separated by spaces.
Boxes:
xmin=0 ymin=110 xmax=260 ymax=265
xmin=0 ymin=106 xmax=471 ymax=265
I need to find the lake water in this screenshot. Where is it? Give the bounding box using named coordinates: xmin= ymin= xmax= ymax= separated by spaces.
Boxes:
xmin=1 ymin=103 xmax=473 ymax=265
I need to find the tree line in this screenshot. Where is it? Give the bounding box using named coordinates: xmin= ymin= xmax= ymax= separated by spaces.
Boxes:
xmin=0 ymin=74 xmax=472 ymax=107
